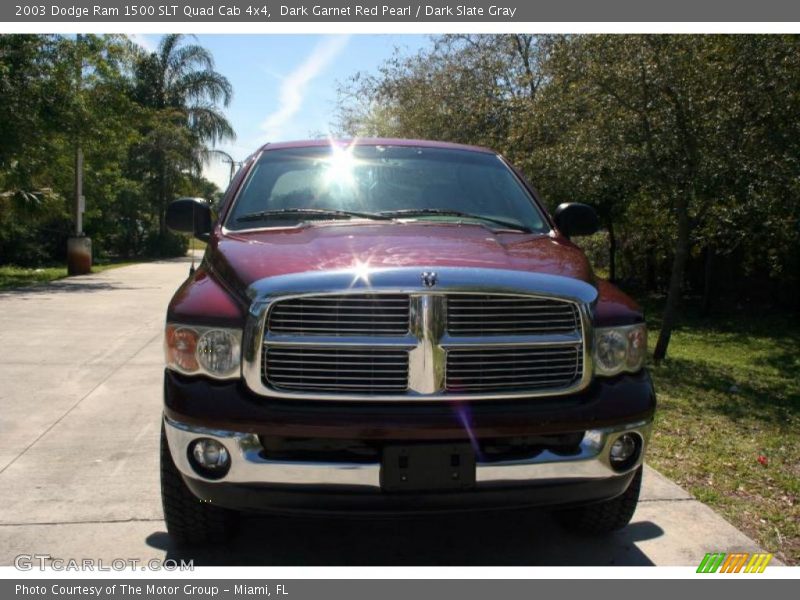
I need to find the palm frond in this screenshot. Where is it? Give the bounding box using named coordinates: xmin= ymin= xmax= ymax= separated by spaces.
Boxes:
xmin=158 ymin=34 xmax=182 ymax=69
xmin=186 ymin=104 xmax=235 ymax=145
xmin=167 ymin=44 xmax=214 ymax=82
xmin=173 ymin=70 xmax=233 ymax=107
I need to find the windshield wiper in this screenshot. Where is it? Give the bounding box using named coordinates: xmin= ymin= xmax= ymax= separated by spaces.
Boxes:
xmin=235 ymin=208 xmax=391 ymax=223
xmin=379 ymin=208 xmax=532 ymax=233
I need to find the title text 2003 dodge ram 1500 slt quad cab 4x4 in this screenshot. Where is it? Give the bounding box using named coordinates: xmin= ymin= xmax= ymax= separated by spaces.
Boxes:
xmin=161 ymin=139 xmax=656 ymax=544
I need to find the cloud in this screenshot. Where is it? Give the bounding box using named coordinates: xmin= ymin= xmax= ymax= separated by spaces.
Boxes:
xmin=259 ymin=35 xmax=350 ymax=141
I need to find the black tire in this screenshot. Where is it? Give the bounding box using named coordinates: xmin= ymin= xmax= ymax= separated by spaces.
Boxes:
xmin=160 ymin=422 xmax=239 ymax=545
xmin=555 ymin=467 xmax=642 ymax=535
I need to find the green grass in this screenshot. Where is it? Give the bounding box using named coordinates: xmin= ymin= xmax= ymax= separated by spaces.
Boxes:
xmin=0 ymin=241 xmax=206 ymax=290
xmin=643 ymin=298 xmax=799 ymax=564
xmin=187 ymin=237 xmax=207 ymax=252
xmin=0 ymin=260 xmax=143 ymax=290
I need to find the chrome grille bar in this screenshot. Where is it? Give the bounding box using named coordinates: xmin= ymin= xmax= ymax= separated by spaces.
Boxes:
xmin=268 ymin=294 xmax=410 ymax=335
xmin=447 ymin=294 xmax=579 ymax=335
xmin=264 ymin=347 xmax=409 ymax=393
xmin=446 ymin=347 xmax=582 ymax=392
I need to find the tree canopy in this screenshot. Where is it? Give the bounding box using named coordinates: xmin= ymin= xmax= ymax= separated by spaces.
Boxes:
xmin=336 ymin=34 xmax=800 ymax=358
xmin=0 ymin=34 xmax=233 ymax=263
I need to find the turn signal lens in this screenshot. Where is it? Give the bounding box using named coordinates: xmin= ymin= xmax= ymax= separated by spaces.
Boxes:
xmin=165 ymin=325 xmax=199 ymax=372
xmin=626 ymin=326 xmax=647 ymax=370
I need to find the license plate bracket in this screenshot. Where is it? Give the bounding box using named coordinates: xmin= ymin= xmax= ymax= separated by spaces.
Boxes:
xmin=381 ymin=443 xmax=476 ymax=492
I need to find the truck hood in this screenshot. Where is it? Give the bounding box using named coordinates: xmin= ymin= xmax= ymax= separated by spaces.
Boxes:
xmin=209 ymin=222 xmax=595 ymax=296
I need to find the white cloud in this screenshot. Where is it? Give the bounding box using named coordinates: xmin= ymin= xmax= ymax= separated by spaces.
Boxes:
xmin=259 ymin=35 xmax=350 ymax=141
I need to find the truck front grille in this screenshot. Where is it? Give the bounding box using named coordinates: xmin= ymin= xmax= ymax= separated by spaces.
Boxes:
xmin=445 ymin=346 xmax=583 ymax=392
xmin=268 ymin=294 xmax=410 ymax=335
xmin=260 ymin=291 xmax=585 ymax=399
xmin=264 ymin=347 xmax=409 ymax=393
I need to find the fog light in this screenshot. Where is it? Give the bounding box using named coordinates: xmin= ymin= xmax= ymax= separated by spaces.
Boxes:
xmin=609 ymin=433 xmax=641 ymax=471
xmin=189 ymin=438 xmax=231 ymax=479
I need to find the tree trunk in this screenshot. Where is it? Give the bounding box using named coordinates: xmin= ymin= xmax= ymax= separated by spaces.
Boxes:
xmin=158 ymin=158 xmax=168 ymax=236
xmin=701 ymin=246 xmax=714 ymax=316
xmin=645 ymin=246 xmax=657 ymax=291
xmin=653 ymin=197 xmax=691 ymax=362
xmin=607 ymin=221 xmax=617 ymax=282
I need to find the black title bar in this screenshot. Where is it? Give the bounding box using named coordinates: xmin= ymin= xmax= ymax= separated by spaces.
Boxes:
xmin=5 ymin=0 xmax=800 ymax=22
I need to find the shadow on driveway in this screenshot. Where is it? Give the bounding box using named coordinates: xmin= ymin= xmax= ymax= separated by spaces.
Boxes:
xmin=0 ymin=280 xmax=163 ymax=296
xmin=145 ymin=510 xmax=662 ymax=566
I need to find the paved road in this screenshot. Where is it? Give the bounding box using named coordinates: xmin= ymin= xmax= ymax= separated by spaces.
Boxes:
xmin=0 ymin=258 xmax=768 ymax=566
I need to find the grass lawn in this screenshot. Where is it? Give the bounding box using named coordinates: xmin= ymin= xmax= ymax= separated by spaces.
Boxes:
xmin=643 ymin=298 xmax=799 ymax=565
xmin=188 ymin=237 xmax=207 ymax=252
xmin=0 ymin=260 xmax=143 ymax=291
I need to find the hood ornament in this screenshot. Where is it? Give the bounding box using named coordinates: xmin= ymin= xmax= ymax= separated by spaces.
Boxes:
xmin=421 ymin=271 xmax=438 ymax=288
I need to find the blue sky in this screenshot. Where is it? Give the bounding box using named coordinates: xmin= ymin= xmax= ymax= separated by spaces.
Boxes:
xmin=132 ymin=34 xmax=430 ymax=190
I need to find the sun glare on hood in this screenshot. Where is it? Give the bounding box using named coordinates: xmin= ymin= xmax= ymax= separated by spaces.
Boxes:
xmin=350 ymin=258 xmax=372 ymax=288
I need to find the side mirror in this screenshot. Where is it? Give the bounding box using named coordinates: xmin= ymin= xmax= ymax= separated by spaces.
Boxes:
xmin=166 ymin=197 xmax=212 ymax=240
xmin=553 ymin=203 xmax=599 ymax=238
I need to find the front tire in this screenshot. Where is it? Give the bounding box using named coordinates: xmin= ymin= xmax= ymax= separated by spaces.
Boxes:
xmin=160 ymin=422 xmax=239 ymax=544
xmin=555 ymin=467 xmax=642 ymax=535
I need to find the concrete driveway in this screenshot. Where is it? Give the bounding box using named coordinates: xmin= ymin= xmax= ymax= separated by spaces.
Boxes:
xmin=0 ymin=257 xmax=769 ymax=566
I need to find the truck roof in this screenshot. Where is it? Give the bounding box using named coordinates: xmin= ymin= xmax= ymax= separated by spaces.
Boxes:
xmin=257 ymin=138 xmax=497 ymax=155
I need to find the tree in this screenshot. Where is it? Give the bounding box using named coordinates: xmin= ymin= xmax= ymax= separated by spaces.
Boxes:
xmin=0 ymin=34 xmax=141 ymax=264
xmin=336 ymin=34 xmax=800 ymax=360
xmin=0 ymin=34 xmax=231 ymax=264
xmin=131 ymin=34 xmax=234 ymax=236
xmin=336 ymin=35 xmax=551 ymax=152
xmin=510 ymin=36 xmax=644 ymax=282
xmin=560 ymin=36 xmax=800 ymax=358
xmin=0 ymin=35 xmax=65 ymax=203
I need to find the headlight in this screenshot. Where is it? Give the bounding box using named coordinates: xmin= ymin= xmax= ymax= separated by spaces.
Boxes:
xmin=593 ymin=323 xmax=647 ymax=376
xmin=165 ymin=324 xmax=241 ymax=379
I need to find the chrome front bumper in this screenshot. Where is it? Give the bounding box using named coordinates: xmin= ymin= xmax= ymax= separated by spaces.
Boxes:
xmin=164 ymin=416 xmax=652 ymax=489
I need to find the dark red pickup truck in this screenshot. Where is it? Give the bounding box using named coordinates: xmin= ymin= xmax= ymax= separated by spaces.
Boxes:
xmin=161 ymin=139 xmax=655 ymax=544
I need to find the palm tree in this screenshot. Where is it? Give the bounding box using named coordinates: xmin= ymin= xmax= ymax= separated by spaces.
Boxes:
xmin=132 ymin=34 xmax=234 ymax=235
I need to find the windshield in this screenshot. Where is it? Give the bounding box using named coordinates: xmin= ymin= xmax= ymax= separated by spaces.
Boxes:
xmin=225 ymin=144 xmax=549 ymax=232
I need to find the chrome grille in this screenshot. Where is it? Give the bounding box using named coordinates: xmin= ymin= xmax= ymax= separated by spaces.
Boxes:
xmin=446 ymin=346 xmax=583 ymax=392
xmin=264 ymin=347 xmax=409 ymax=393
xmin=447 ymin=294 xmax=579 ymax=335
xmin=268 ymin=294 xmax=410 ymax=335
xmin=256 ymin=286 xmax=586 ymax=399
